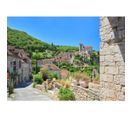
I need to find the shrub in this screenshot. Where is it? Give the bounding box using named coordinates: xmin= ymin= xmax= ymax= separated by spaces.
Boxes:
xmin=74 ymin=72 xmax=90 ymax=80
xmin=40 ymin=67 xmax=49 ymax=81
xmin=40 ymin=67 xmax=48 ymax=75
xmin=59 ymin=79 xmax=71 ymax=88
xmin=33 ymin=73 xmax=43 ymax=84
xmin=48 ymin=71 xmax=58 ymax=79
xmin=95 ymin=74 xmax=100 ymax=81
xmin=58 ymin=87 xmax=75 ymax=100
xmin=64 ymin=80 xmax=71 ymax=88
xmin=40 ymin=67 xmax=59 ymax=80
xmin=74 ymin=73 xmax=84 ymax=80
xmin=32 ymin=82 xmax=37 ymax=88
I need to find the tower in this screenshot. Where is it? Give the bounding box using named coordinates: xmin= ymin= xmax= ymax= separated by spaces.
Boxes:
xmin=79 ymin=43 xmax=84 ymax=52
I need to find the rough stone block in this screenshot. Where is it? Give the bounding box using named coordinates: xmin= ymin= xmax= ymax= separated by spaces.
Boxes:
xmin=120 ymin=76 xmax=125 ymax=86
xmin=100 ymin=50 xmax=105 ymax=56
xmin=104 ymin=83 xmax=109 ymax=89
xmin=105 ymin=66 xmax=118 ymax=74
xmin=114 ymin=75 xmax=121 ymax=84
xmin=105 ymin=55 xmax=113 ymax=62
xmin=101 ymin=61 xmax=115 ymax=66
xmin=122 ymin=87 xmax=125 ymax=93
xmin=114 ymin=53 xmax=123 ymax=61
xmin=106 ymin=74 xmax=114 ymax=82
xmin=100 ymin=17 xmax=110 ymax=28
xmin=107 ymin=89 xmax=115 ymax=98
xmin=108 ymin=83 xmax=114 ymax=89
xmin=117 ymin=92 xmax=125 ymax=101
xmin=100 ymin=66 xmax=105 ymax=74
xmin=100 ymin=42 xmax=104 ymax=49
xmin=115 ymin=84 xmax=121 ymax=91
xmin=119 ymin=65 xmax=125 ymax=74
xmin=100 ymin=74 xmax=107 ymax=82
xmin=111 ymin=45 xmax=119 ymax=53
xmin=100 ymin=56 xmax=105 ymax=62
xmin=116 ymin=61 xmax=125 ymax=66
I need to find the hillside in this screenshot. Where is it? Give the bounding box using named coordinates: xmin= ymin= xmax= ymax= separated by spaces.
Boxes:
xmin=7 ymin=27 xmax=79 ymax=57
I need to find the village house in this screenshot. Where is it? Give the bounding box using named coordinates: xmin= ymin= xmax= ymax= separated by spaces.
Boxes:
xmin=37 ymin=52 xmax=74 ymax=67
xmin=7 ymin=45 xmax=32 ymax=87
xmin=54 ymin=52 xmax=73 ymax=62
xmin=79 ymin=43 xmax=93 ymax=56
xmin=37 ymin=58 xmax=54 ymax=67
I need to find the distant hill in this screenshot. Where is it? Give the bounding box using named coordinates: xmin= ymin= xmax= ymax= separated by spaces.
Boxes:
xmin=7 ymin=27 xmax=79 ymax=57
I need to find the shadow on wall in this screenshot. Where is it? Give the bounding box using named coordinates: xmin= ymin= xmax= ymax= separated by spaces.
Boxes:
xmin=15 ymin=80 xmax=32 ymax=88
xmin=118 ymin=43 xmax=125 ymax=62
xmin=108 ymin=17 xmax=125 ymax=62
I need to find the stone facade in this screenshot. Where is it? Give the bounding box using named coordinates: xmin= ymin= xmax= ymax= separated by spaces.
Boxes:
xmin=37 ymin=52 xmax=74 ymax=67
xmin=37 ymin=59 xmax=54 ymax=67
xmin=79 ymin=43 xmax=93 ymax=56
xmin=100 ymin=17 xmax=125 ymax=100
xmin=21 ymin=60 xmax=32 ymax=82
xmin=7 ymin=46 xmax=32 ymax=86
xmin=7 ymin=55 xmax=23 ymax=85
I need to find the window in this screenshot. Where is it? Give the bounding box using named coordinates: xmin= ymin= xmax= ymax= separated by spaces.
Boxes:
xmin=13 ymin=61 xmax=16 ymax=71
xmin=19 ymin=60 xmax=21 ymax=68
xmin=10 ymin=62 xmax=12 ymax=67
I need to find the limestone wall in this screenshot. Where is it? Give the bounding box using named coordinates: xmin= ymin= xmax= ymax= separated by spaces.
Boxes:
xmin=72 ymin=85 xmax=100 ymax=101
xmin=100 ymin=17 xmax=125 ymax=100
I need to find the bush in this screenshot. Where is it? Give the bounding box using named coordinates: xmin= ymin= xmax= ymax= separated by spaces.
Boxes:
xmin=74 ymin=72 xmax=85 ymax=80
xmin=95 ymin=74 xmax=100 ymax=81
xmin=32 ymin=82 xmax=37 ymax=88
xmin=58 ymin=87 xmax=75 ymax=100
xmin=59 ymin=79 xmax=71 ymax=88
xmin=40 ymin=67 xmax=48 ymax=75
xmin=40 ymin=67 xmax=49 ymax=81
xmin=48 ymin=71 xmax=58 ymax=79
xmin=33 ymin=73 xmax=43 ymax=84
xmin=40 ymin=67 xmax=59 ymax=80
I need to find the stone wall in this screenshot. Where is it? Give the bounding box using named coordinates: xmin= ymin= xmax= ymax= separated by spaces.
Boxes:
xmin=100 ymin=17 xmax=125 ymax=100
xmin=72 ymin=85 xmax=100 ymax=100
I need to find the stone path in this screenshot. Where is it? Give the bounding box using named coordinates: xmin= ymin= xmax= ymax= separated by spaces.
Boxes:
xmin=8 ymin=84 xmax=52 ymax=101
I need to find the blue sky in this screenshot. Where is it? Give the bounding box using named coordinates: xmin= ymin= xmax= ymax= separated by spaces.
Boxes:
xmin=7 ymin=17 xmax=100 ymax=51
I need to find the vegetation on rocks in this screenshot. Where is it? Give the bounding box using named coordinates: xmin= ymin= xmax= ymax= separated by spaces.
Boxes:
xmin=33 ymin=73 xmax=43 ymax=84
xmin=58 ymin=87 xmax=75 ymax=100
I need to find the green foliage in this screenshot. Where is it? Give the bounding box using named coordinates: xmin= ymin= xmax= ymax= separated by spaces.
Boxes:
xmin=32 ymin=82 xmax=37 ymax=88
xmin=56 ymin=61 xmax=78 ymax=73
xmin=48 ymin=71 xmax=58 ymax=79
xmin=40 ymin=67 xmax=48 ymax=75
xmin=58 ymin=87 xmax=75 ymax=100
xmin=95 ymin=74 xmax=100 ymax=81
xmin=57 ymin=45 xmax=78 ymax=52
xmin=7 ymin=27 xmax=50 ymax=57
xmin=33 ymin=73 xmax=43 ymax=84
xmin=90 ymin=51 xmax=99 ymax=65
xmin=8 ymin=27 xmax=78 ymax=59
xmin=8 ymin=80 xmax=14 ymax=95
xmin=74 ymin=72 xmax=90 ymax=80
xmin=40 ymin=67 xmax=59 ymax=80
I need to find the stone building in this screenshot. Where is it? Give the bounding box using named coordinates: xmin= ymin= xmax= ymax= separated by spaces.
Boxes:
xmin=54 ymin=52 xmax=73 ymax=62
xmin=100 ymin=17 xmax=125 ymax=100
xmin=37 ymin=52 xmax=74 ymax=67
xmin=37 ymin=59 xmax=54 ymax=67
xmin=7 ymin=46 xmax=32 ymax=87
xmin=79 ymin=43 xmax=93 ymax=55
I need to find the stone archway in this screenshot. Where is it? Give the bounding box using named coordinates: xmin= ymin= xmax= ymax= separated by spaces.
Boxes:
xmin=100 ymin=17 xmax=125 ymax=100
